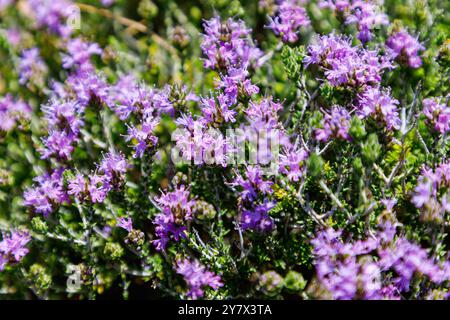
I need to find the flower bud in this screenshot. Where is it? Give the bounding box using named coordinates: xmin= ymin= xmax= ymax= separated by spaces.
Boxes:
xmin=361 ymin=134 xmax=381 ymax=165
xmin=258 ymin=271 xmax=284 ymax=296
xmin=28 ymin=264 xmax=52 ymax=295
xmin=104 ymin=242 xmax=124 ymax=261
xmin=193 ymin=200 xmax=216 ymax=221
xmin=31 ymin=216 xmax=48 ymax=234
xmin=284 ymin=271 xmax=306 ymax=292
xmin=125 ymin=229 xmax=145 ymax=248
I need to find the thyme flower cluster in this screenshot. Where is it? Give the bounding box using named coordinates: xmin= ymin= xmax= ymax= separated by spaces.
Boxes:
xmin=0 ymin=0 xmax=449 ymax=300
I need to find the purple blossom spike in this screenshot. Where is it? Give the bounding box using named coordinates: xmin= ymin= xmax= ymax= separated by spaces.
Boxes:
xmin=18 ymin=47 xmax=47 ymax=86
xmin=0 ymin=95 xmax=31 ymax=132
xmin=268 ymin=0 xmax=310 ymax=43
xmin=173 ymin=115 xmax=231 ymax=167
xmin=87 ymin=174 xmax=111 ymax=204
xmin=422 ymin=97 xmax=450 ymax=135
xmin=279 ymin=145 xmax=309 ymax=182
xmin=201 ymin=16 xmax=263 ymax=71
xmin=241 ymin=201 xmax=275 ymax=232
xmin=315 ymin=106 xmax=351 ymax=142
xmin=152 ymin=186 xmax=196 ymax=251
xmin=126 ymin=118 xmax=160 ymax=159
xmin=68 ymin=173 xmax=86 ymax=199
xmin=411 ymin=162 xmax=450 ymax=223
xmin=42 ymin=100 xmax=84 ymax=135
xmin=62 ymin=38 xmax=102 ymax=70
xmin=311 ymin=222 xmax=450 ymax=299
xmin=176 ymin=259 xmax=223 ymax=299
xmin=27 ymin=0 xmax=75 ymax=37
xmin=200 ymin=94 xmax=237 ymax=124
xmin=99 ymin=152 xmax=129 ymax=181
xmin=216 ymin=68 xmax=260 ymax=103
xmin=304 ymin=33 xmax=392 ymax=88
xmin=319 ymin=0 xmax=388 ymax=43
xmin=24 ymin=169 xmax=68 ymax=216
xmin=377 ymin=237 xmax=449 ymax=291
xmin=231 ymin=165 xmax=274 ymax=202
xmin=0 ymin=230 xmax=31 ymax=271
xmin=356 ymin=87 xmax=401 ymax=131
xmin=40 ymin=130 xmax=75 ymax=160
xmin=117 ymin=217 xmax=133 ymax=233
xmin=386 ymin=30 xmax=424 ymax=68
xmin=67 ymin=69 xmax=112 ymax=107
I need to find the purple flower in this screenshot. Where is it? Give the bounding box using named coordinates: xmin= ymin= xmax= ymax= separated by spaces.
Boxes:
xmin=279 ymin=145 xmax=309 ymax=182
xmin=176 ymin=259 xmax=223 ymax=299
xmin=200 ymin=94 xmax=237 ymax=124
xmin=40 ymin=130 xmax=75 ymax=160
xmin=381 ymin=198 xmax=397 ymax=212
xmin=99 ymin=152 xmax=129 ymax=181
xmin=315 ymin=106 xmax=351 ymax=142
xmin=117 ymin=217 xmax=133 ymax=233
xmin=87 ymin=174 xmax=110 ymax=204
xmin=320 ymin=0 xmax=388 ymax=43
xmin=201 ymin=16 xmax=262 ymax=109
xmin=38 ymin=99 xmax=84 ymax=161
xmin=304 ymin=34 xmax=392 ymax=88
xmin=378 ymin=237 xmax=449 ymax=291
xmin=24 ymin=169 xmax=68 ymax=216
xmin=154 ymin=85 xmax=180 ymax=116
xmin=216 ymin=68 xmax=260 ymax=103
xmin=231 ymin=165 xmax=274 ymax=202
xmin=62 ymin=38 xmax=102 ymax=70
xmin=173 ymin=116 xmax=231 ymax=167
xmin=0 ymin=230 xmax=31 ymax=270
xmin=113 ymin=80 xmax=173 ymax=118
xmin=27 ymin=0 xmax=75 ymax=37
xmin=268 ymin=0 xmax=310 ymax=43
xmin=411 ymin=162 xmax=450 ymax=223
xmin=241 ymin=201 xmax=275 ymax=232
xmin=126 ymin=118 xmax=159 ymax=158
xmin=81 ymin=153 xmax=128 ymax=204
xmin=152 ymin=186 xmax=196 ymax=251
xmin=18 ymin=48 xmax=47 ymax=86
xmin=311 ymin=222 xmax=450 ymax=299
xmin=67 ymin=69 xmax=112 ymax=107
xmin=231 ymin=165 xmax=277 ymax=232
xmin=201 ymin=16 xmax=262 ymax=71
xmin=422 ymin=97 xmax=450 ymax=135
xmin=0 ymin=95 xmax=31 ymax=132
xmin=109 ymin=74 xmax=139 ymax=120
xmin=356 ymin=87 xmax=401 ymax=131
xmin=109 ymin=80 xmax=163 ymax=158
xmin=112 ymin=76 xmax=173 ymax=117
xmin=386 ymin=30 xmax=424 ymax=68
xmin=68 ymin=173 xmax=86 ymax=198
xmin=42 ymin=100 xmax=84 ymax=135
xmin=412 ymin=181 xmax=433 ymax=208
xmin=246 ymin=97 xmax=283 ymax=130
xmin=379 ymin=285 xmax=401 ymax=300
xmin=311 ymin=228 xmax=379 ymax=299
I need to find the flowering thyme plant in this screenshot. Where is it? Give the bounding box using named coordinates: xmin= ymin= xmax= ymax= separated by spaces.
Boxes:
xmin=0 ymin=0 xmax=449 ymax=300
